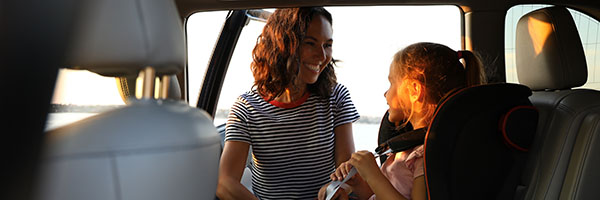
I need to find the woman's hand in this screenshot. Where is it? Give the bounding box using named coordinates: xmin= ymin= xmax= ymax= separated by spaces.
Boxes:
xmin=331 ymin=161 xmax=353 ymax=181
xmin=317 ymin=183 xmax=349 ymax=200
xmin=347 ymin=150 xmax=381 ymax=182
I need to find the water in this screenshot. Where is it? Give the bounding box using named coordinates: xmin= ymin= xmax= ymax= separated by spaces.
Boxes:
xmin=353 ymin=123 xmax=380 ymax=152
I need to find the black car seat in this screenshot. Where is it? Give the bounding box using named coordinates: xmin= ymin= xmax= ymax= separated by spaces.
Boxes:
xmin=34 ymin=0 xmax=221 ymax=200
xmin=375 ymin=83 xmax=538 ymax=199
xmin=515 ymin=6 xmax=600 ymax=199
xmin=423 ymin=83 xmax=538 ymax=199
xmin=376 ymin=111 xmax=413 ymax=164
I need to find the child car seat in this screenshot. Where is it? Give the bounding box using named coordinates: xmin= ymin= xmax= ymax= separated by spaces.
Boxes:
xmin=377 ymin=83 xmax=538 ymax=199
xmin=424 ymin=83 xmax=538 ymax=199
xmin=376 ymin=111 xmax=413 ymax=163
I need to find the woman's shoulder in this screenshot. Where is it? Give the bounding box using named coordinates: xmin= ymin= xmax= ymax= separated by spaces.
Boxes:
xmin=332 ymin=83 xmax=348 ymax=92
xmin=232 ymin=90 xmax=264 ymax=107
xmin=330 ymin=83 xmax=352 ymax=97
xmin=237 ymin=89 xmax=261 ymax=100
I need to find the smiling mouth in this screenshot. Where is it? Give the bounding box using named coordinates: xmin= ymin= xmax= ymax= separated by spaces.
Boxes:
xmin=306 ymin=63 xmax=322 ymax=73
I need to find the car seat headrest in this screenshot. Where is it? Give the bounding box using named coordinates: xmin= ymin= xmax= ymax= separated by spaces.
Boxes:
xmin=375 ymin=127 xmax=425 ymax=155
xmin=64 ymin=0 xmax=185 ymax=77
xmin=515 ymin=6 xmax=587 ymax=91
xmin=376 ymin=111 xmax=414 ymax=163
xmin=116 ymin=74 xmax=182 ymax=103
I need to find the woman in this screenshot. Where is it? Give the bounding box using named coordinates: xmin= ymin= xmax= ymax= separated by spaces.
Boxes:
xmin=216 ymin=7 xmax=360 ymax=200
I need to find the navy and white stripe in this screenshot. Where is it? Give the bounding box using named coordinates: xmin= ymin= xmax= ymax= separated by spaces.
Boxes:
xmin=225 ymin=83 xmax=360 ymax=200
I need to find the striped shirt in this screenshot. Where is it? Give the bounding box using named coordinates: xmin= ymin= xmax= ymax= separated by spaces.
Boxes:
xmin=225 ymin=83 xmax=360 ymax=199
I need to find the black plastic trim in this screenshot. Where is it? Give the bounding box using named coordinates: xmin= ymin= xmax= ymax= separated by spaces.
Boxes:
xmin=196 ymin=10 xmax=248 ymax=117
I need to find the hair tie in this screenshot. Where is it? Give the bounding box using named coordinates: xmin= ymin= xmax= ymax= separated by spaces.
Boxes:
xmin=457 ymin=50 xmax=464 ymax=59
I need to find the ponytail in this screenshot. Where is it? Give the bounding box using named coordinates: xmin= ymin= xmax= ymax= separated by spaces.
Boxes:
xmin=457 ymin=50 xmax=486 ymax=86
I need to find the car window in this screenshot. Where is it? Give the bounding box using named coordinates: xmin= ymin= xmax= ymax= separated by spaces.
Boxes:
xmin=186 ymin=11 xmax=229 ymax=106
xmin=46 ymin=11 xmax=229 ymax=132
xmin=187 ymin=6 xmax=461 ymax=152
xmin=46 ymin=69 xmax=125 ymax=131
xmin=505 ymin=5 xmax=600 ymax=89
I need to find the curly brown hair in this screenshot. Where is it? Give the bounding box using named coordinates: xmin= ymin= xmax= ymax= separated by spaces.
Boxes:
xmin=251 ymin=7 xmax=337 ymax=100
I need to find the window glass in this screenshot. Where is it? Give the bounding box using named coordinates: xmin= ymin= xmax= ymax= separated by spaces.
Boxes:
xmin=46 ymin=69 xmax=125 ymax=131
xmin=505 ymin=5 xmax=600 ymax=89
xmin=186 ymin=11 xmax=229 ymax=106
xmin=190 ymin=6 xmax=461 ymax=152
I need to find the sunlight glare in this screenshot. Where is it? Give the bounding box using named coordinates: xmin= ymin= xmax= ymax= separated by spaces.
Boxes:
xmin=527 ymin=17 xmax=553 ymax=55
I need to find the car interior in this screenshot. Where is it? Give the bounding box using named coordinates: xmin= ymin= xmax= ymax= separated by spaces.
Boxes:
xmin=1 ymin=0 xmax=599 ymax=199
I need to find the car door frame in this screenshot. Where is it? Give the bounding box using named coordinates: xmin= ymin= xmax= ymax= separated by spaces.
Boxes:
xmin=195 ymin=10 xmax=249 ymax=117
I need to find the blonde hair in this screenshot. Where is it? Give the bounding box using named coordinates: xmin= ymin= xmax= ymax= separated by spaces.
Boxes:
xmin=391 ymin=42 xmax=486 ymax=127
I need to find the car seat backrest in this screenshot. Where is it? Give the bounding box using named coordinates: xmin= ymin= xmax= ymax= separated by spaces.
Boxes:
xmin=560 ymin=110 xmax=600 ymax=199
xmin=515 ymin=6 xmax=600 ymax=199
xmin=424 ymin=83 xmax=538 ymax=199
xmin=35 ymin=1 xmax=221 ymax=200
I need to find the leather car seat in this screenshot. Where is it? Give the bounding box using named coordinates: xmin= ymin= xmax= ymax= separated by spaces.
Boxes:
xmin=35 ymin=1 xmax=221 ymax=200
xmin=515 ymin=6 xmax=600 ymax=199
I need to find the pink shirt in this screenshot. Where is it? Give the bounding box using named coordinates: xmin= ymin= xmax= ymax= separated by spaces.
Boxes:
xmin=369 ymin=145 xmax=425 ymax=200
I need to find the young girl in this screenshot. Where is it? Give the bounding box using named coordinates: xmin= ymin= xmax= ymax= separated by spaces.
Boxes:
xmin=319 ymin=42 xmax=485 ymax=200
xmin=217 ymin=7 xmax=360 ymax=200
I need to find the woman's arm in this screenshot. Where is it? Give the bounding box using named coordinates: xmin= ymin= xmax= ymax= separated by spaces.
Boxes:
xmin=216 ymin=141 xmax=257 ymax=200
xmin=334 ymin=123 xmax=355 ymax=167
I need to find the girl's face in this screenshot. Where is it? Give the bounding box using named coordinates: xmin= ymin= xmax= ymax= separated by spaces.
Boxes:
xmin=385 ymin=65 xmax=410 ymax=123
xmin=297 ymin=14 xmax=333 ymax=85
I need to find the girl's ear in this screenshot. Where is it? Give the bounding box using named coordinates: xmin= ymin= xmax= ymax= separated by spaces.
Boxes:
xmin=408 ymin=80 xmax=423 ymax=104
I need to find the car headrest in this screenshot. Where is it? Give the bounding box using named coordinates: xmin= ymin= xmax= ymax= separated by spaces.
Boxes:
xmin=515 ymin=6 xmax=587 ymax=91
xmin=116 ymin=75 xmax=182 ymax=103
xmin=424 ymin=83 xmax=538 ymax=199
xmin=64 ymin=0 xmax=185 ymax=77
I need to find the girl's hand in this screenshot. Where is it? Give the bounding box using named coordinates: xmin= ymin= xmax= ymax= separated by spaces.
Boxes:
xmin=331 ymin=161 xmax=353 ymax=181
xmin=347 ymin=151 xmax=380 ymax=182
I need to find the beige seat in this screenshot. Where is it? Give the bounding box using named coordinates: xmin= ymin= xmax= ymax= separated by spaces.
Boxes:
xmin=35 ymin=1 xmax=220 ymax=200
xmin=515 ymin=6 xmax=600 ymax=199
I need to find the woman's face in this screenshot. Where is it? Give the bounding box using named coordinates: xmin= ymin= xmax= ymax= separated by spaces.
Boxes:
xmin=297 ymin=14 xmax=333 ymax=85
xmin=385 ymin=66 xmax=409 ymax=123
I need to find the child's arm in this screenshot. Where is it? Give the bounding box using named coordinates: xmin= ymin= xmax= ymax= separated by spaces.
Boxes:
xmin=348 ymin=151 xmax=406 ymax=200
xmin=411 ymin=176 xmax=426 ymax=200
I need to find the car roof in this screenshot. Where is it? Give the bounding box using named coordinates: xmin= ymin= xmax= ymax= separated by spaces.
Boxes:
xmin=174 ymin=0 xmax=600 ymax=20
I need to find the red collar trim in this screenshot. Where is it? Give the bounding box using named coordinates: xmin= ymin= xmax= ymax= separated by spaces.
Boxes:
xmin=265 ymin=92 xmax=310 ymax=108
